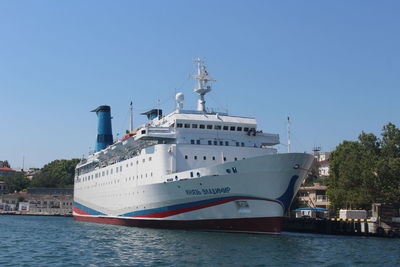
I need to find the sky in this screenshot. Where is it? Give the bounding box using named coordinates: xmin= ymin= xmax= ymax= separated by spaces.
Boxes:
xmin=0 ymin=1 xmax=399 ymax=169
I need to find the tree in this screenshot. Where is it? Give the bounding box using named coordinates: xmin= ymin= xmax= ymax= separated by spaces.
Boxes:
xmin=30 ymin=159 xmax=80 ymax=188
xmin=327 ymin=123 xmax=400 ymax=212
xmin=1 ymin=160 xmax=10 ymax=168
xmin=0 ymin=173 xmax=31 ymax=193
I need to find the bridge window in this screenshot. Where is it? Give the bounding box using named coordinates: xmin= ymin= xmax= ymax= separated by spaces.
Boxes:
xmin=212 ymin=156 xmax=216 ymax=160
xmin=225 ymin=141 xmax=229 ymax=146
xmin=213 ymin=140 xmax=218 ymax=145
xmin=199 ymin=124 xmax=205 ymax=129
xmin=236 ymin=142 xmax=239 ymax=146
xmin=230 ymin=126 xmax=236 ymax=131
xmin=207 ymin=125 xmax=213 ymax=129
xmin=244 ymin=127 xmax=249 ymax=132
xmin=237 ymin=127 xmax=243 ymax=131
xmin=214 ymin=125 xmax=221 ymax=130
xmin=194 ymin=156 xmax=197 ymax=160
xmin=223 ymin=126 xmax=229 ymax=130
xmin=184 ymin=124 xmax=190 ymax=128
xmin=185 ymin=155 xmax=188 ymax=159
xmin=177 ymin=123 xmax=183 ymax=128
xmin=208 ymin=140 xmax=212 ymax=145
xmin=203 ymin=156 xmax=206 ymax=160
xmin=196 ymin=140 xmax=200 ymax=145
xmin=219 ymin=141 xmax=223 ymax=146
xmin=241 ymin=142 xmax=245 ymax=147
xmin=224 ymin=157 xmax=227 ymax=161
xmin=191 ymin=140 xmax=195 ymax=144
xmin=192 ymin=124 xmax=198 ymax=128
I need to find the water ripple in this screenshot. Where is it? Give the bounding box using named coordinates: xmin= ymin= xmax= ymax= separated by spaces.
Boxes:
xmin=0 ymin=216 xmax=398 ymax=266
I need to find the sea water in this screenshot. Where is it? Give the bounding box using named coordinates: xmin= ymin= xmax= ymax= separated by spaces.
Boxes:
xmin=0 ymin=215 xmax=399 ymax=266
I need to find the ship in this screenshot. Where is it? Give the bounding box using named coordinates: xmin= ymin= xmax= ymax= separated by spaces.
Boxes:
xmin=73 ymin=59 xmax=314 ymax=234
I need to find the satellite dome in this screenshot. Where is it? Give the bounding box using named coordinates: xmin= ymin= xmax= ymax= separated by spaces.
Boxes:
xmin=176 ymin=92 xmax=184 ymax=110
xmin=176 ymin=92 xmax=184 ymax=102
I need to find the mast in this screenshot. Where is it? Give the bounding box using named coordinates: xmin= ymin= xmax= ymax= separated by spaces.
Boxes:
xmin=129 ymin=101 xmax=133 ymax=132
xmin=193 ymin=58 xmax=215 ymax=112
xmin=287 ymin=116 xmax=291 ymax=153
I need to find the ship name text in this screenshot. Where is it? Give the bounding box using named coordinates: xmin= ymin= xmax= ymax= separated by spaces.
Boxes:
xmin=185 ymin=187 xmax=231 ymax=196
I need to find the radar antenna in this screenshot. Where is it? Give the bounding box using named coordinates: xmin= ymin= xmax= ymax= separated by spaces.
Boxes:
xmin=193 ymin=58 xmax=215 ymax=112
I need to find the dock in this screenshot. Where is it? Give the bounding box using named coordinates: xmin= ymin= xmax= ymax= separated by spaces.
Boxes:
xmin=283 ymin=218 xmax=400 ymax=237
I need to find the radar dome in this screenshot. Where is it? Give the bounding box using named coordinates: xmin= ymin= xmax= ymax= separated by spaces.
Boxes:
xmin=176 ymin=92 xmax=184 ymax=102
xmin=176 ymin=92 xmax=184 ymax=110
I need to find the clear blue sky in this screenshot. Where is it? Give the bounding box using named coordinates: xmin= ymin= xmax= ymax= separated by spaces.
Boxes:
xmin=1 ymin=1 xmax=399 ymax=169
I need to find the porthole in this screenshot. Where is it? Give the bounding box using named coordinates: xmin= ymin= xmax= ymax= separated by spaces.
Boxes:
xmin=226 ymin=169 xmax=231 ymax=174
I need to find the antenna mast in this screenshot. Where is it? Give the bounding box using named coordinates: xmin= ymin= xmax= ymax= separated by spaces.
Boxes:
xmin=287 ymin=116 xmax=291 ymax=153
xmin=193 ymin=58 xmax=215 ymax=112
xmin=129 ymin=101 xmax=133 ymax=132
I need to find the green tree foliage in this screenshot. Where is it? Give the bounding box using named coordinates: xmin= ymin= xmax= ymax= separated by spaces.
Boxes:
xmin=0 ymin=173 xmax=31 ymax=193
xmin=31 ymin=159 xmax=80 ymax=188
xmin=1 ymin=160 xmax=10 ymax=168
xmin=327 ymin=123 xmax=400 ymax=211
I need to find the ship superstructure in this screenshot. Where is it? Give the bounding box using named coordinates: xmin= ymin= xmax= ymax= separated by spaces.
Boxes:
xmin=73 ymin=59 xmax=314 ymax=234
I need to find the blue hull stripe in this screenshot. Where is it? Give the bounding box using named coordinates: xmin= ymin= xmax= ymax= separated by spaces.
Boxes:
xmin=73 ymin=196 xmax=283 ymax=217
xmin=73 ymin=201 xmax=106 ymax=216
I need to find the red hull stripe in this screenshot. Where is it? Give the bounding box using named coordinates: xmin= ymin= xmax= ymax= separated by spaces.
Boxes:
xmin=73 ymin=196 xmax=283 ymax=218
xmin=132 ymin=197 xmax=271 ymax=218
xmin=73 ymin=206 xmax=90 ymax=215
xmin=120 ymin=196 xmax=282 ymax=218
xmin=74 ymin=215 xmax=283 ymax=233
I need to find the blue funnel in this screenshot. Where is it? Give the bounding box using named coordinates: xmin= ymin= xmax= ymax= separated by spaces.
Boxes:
xmin=91 ymin=105 xmax=113 ymax=152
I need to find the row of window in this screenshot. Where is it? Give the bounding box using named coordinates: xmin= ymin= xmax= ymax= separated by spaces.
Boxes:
xmin=184 ymin=155 xmax=241 ymax=161
xmin=78 ymin=157 xmax=153 ymax=183
xmin=190 ymin=139 xmax=245 ymax=147
xmin=166 ymin=166 xmax=239 ymax=182
xmin=176 ymin=123 xmax=254 ymax=132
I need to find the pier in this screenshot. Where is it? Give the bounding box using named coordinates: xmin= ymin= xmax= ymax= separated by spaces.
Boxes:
xmin=283 ymin=218 xmax=400 ymax=238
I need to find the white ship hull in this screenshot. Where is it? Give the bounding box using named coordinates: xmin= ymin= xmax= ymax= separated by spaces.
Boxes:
xmin=74 ymin=153 xmax=314 ymax=234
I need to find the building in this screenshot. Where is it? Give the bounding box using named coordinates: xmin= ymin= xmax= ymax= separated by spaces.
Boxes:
xmin=24 ymin=169 xmax=41 ymax=180
xmin=0 ymin=188 xmax=73 ymax=215
xmin=313 ymin=151 xmax=330 ymax=177
xmin=298 ymin=183 xmax=330 ymax=210
xmin=0 ymin=181 xmax=8 ymax=195
xmin=0 ymin=167 xmax=16 ymax=177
